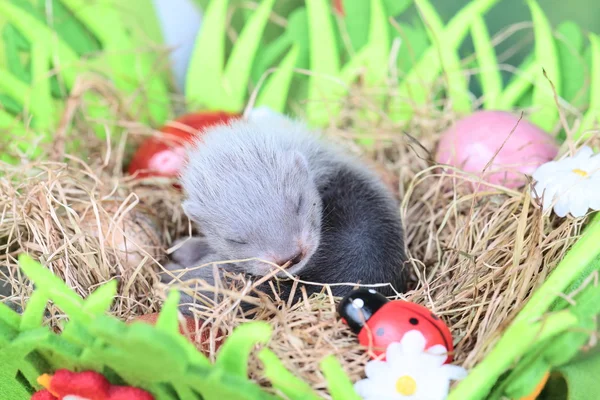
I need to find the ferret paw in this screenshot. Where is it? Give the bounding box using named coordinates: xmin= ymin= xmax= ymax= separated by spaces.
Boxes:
xmin=170 ymin=236 xmax=214 ymax=266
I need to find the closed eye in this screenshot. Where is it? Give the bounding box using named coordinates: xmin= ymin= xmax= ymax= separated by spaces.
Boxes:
xmin=296 ymin=195 xmax=304 ymax=215
xmin=226 ymin=238 xmax=248 ymax=245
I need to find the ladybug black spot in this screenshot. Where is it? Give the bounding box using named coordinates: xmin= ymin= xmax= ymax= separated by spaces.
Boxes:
xmin=376 ymin=328 xmax=385 ymax=337
xmin=431 ymin=313 xmax=440 ymax=320
xmin=409 ymin=318 xmax=419 ymax=326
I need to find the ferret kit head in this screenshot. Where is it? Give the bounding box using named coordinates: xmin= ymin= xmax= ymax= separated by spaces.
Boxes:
xmin=180 ymin=117 xmax=323 ymax=276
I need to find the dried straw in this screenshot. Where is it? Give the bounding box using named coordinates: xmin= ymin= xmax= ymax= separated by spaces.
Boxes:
xmin=1 ymin=69 xmax=599 ymax=399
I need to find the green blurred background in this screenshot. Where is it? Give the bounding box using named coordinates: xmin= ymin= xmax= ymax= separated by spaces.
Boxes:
xmin=404 ymin=0 xmax=600 ymax=95
xmin=429 ymin=0 xmax=600 ymax=62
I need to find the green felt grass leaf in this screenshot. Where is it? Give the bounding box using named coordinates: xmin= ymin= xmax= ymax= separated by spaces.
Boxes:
xmin=449 ymin=215 xmax=600 ymax=400
xmin=3 ymin=24 xmax=31 ymax=83
xmin=0 ymin=67 xmax=28 ymax=107
xmin=416 ymin=0 xmax=471 ymax=113
xmin=545 ymin=348 xmax=600 ymax=400
xmin=252 ymin=34 xmax=294 ymax=84
xmin=0 ymin=0 xmax=115 ymax=142
xmin=527 ymin=0 xmax=560 ymax=131
xmin=490 ymin=266 xmax=600 ymax=399
xmin=258 ymin=348 xmax=320 ymax=400
xmin=223 ymin=0 xmax=276 ymax=112
xmin=60 ymin=0 xmax=169 ymax=125
xmin=286 ymin=8 xmax=311 ymax=69
xmin=0 ymin=108 xmax=29 ymax=149
xmin=18 ymin=254 xmax=87 ymax=320
xmin=556 ymin=21 xmax=586 ymax=106
xmin=215 ymin=322 xmax=272 ymax=378
xmin=12 ymin=0 xmax=101 ymax=56
xmin=576 ymin=33 xmax=600 ymax=140
xmin=156 ymin=290 xmax=181 ymax=334
xmin=185 ymin=0 xmax=228 ymax=109
xmin=391 ymin=0 xmax=499 ymax=122
xmin=5 ymin=255 xmax=360 ymax=400
xmin=471 ymin=16 xmax=502 ymax=109
xmin=305 ymin=0 xmax=343 ymax=126
xmin=0 ymin=93 xmax=23 ymax=115
xmin=394 ymin=22 xmax=430 ymax=74
xmin=82 ymin=279 xmax=118 ymax=314
xmin=340 ymin=0 xmax=390 ymax=87
xmin=29 ymin=43 xmax=55 ymax=130
xmin=321 ymin=355 xmax=361 ymax=400
xmin=19 ymin=290 xmax=47 ymax=331
xmin=187 ymin=0 xmax=275 ymax=113
xmin=383 ymin=0 xmax=412 ymax=17
xmin=90 ymin=316 xmax=189 ymax=382
xmin=0 ymin=302 xmax=20 ymax=330
xmin=449 ymin=310 xmax=578 ymax=400
xmin=497 ymin=57 xmax=537 ymax=109
xmin=500 ymin=357 xmax=550 ymax=400
xmin=516 ymin=86 xmax=534 ymax=108
xmin=255 ymin=44 xmax=300 ymax=112
xmin=341 ymin=0 xmax=371 ymax=52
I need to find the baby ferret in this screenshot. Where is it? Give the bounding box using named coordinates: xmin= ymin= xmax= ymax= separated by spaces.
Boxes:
xmin=163 ymin=114 xmax=408 ymax=307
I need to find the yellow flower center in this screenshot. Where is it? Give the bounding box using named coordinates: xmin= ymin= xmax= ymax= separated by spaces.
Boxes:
xmin=573 ymin=168 xmax=588 ymax=177
xmin=396 ymin=375 xmax=417 ymax=395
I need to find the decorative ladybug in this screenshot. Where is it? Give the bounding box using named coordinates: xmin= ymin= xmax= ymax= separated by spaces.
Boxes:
xmin=338 ymin=288 xmax=454 ymax=363
xmin=128 ymin=111 xmax=240 ymax=180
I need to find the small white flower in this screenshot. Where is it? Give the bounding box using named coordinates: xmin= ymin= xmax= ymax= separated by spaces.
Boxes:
xmin=532 ymin=146 xmax=600 ymax=218
xmin=354 ymin=330 xmax=467 ymax=400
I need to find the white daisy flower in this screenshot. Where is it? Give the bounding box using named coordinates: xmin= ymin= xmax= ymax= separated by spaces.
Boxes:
xmin=354 ymin=330 xmax=467 ymax=400
xmin=532 ymin=146 xmax=600 ymax=218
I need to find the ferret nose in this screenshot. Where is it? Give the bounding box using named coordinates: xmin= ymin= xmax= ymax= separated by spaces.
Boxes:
xmin=288 ymin=251 xmax=304 ymax=266
xmin=275 ymin=251 xmax=304 ymax=268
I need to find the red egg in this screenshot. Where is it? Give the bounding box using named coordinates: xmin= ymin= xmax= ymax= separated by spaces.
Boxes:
xmin=338 ymin=288 xmax=454 ymax=363
xmin=435 ymin=110 xmax=558 ymax=192
xmin=128 ymin=111 xmax=240 ymax=179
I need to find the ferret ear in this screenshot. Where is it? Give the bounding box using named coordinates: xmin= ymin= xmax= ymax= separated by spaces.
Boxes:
xmin=292 ymin=151 xmax=309 ymax=175
xmin=182 ymin=200 xmax=202 ymax=221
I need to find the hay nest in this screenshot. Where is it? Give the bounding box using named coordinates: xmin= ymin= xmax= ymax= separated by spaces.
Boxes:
xmin=0 ymin=87 xmax=595 ymax=397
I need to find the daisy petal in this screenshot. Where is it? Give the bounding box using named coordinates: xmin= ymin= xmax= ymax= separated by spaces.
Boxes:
xmin=586 ymin=154 xmax=600 ymax=172
xmin=398 ymin=330 xmax=427 ymax=355
xmin=355 ymin=377 xmax=395 ymax=399
xmin=364 ymin=360 xmax=391 ymax=380
xmin=540 ymin=183 xmax=559 ymax=212
xmin=354 ymin=379 xmax=376 ymax=397
xmin=553 ymin=196 xmax=572 ymax=217
xmin=427 ymin=344 xmax=449 ymax=355
xmin=589 ymin=178 xmax=600 ymax=210
xmin=532 ymin=161 xmax=559 ymax=181
xmin=425 ymin=345 xmax=450 ymax=367
xmin=574 ymin=146 xmax=594 ymax=160
xmin=569 ymin=192 xmax=590 ymax=218
xmin=442 ymin=365 xmax=469 ymax=381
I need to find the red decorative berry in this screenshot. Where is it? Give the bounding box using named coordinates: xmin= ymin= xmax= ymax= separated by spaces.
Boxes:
xmin=128 ymin=111 xmax=240 ymax=179
xmin=50 ymin=369 xmax=111 ymax=398
xmin=30 ymin=391 xmax=55 ymax=400
xmin=32 ymin=369 xmax=155 ymax=400
xmin=338 ymin=288 xmax=454 ymax=363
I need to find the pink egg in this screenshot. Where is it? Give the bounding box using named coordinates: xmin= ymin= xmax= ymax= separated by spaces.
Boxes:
xmin=435 ymin=110 xmax=559 ymax=191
